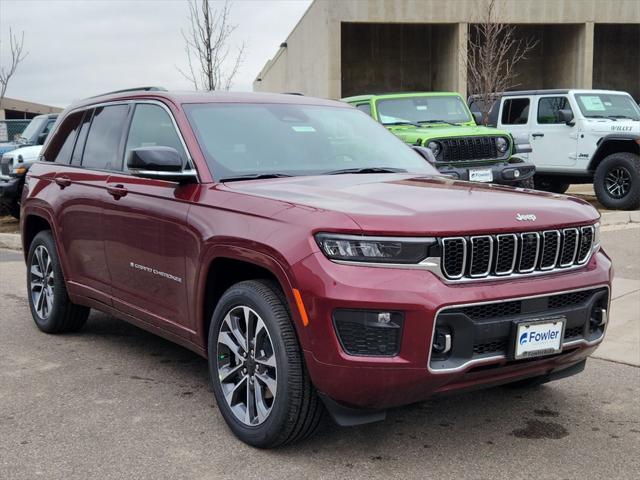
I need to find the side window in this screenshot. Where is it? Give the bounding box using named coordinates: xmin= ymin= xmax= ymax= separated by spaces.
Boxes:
xmin=537 ymin=97 xmax=572 ymax=124
xmin=355 ymin=103 xmax=372 ymax=117
xmin=501 ymin=98 xmax=530 ymax=125
xmin=42 ymin=119 xmax=56 ymax=135
xmin=71 ymin=110 xmax=93 ymax=166
xmin=124 ymin=104 xmax=187 ymax=170
xmin=81 ymin=105 xmax=129 ymax=171
xmin=42 ymin=111 xmax=84 ymax=164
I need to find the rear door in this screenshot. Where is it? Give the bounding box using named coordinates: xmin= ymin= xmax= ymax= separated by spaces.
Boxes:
xmin=102 ymin=101 xmax=198 ymax=338
xmin=530 ymin=95 xmax=577 ymax=170
xmin=498 ymin=96 xmax=533 ymax=160
xmin=50 ymin=104 xmax=130 ymax=303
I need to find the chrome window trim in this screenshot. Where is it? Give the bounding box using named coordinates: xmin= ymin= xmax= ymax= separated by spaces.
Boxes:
xmin=469 ymin=236 xmax=493 ymax=278
xmin=577 ymin=225 xmax=595 ymax=264
xmin=517 ymin=232 xmax=540 ymax=273
xmin=427 ymin=284 xmax=610 ymax=374
xmin=559 ymin=227 xmax=580 ymax=267
xmin=540 ymin=230 xmax=561 ymax=271
xmin=442 ymin=237 xmax=467 ymax=279
xmin=494 ymin=234 xmax=517 ymax=276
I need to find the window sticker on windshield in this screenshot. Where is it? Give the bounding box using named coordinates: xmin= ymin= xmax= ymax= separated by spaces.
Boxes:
xmin=292 ymin=126 xmax=316 ymax=132
xmin=580 ymin=96 xmax=606 ymax=111
xmin=416 ymin=105 xmax=428 ymax=110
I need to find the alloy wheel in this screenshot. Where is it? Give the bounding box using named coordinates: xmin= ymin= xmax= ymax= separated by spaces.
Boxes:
xmin=605 ymin=166 xmax=631 ymax=198
xmin=30 ymin=245 xmax=54 ymax=320
xmin=217 ymin=305 xmax=277 ymax=426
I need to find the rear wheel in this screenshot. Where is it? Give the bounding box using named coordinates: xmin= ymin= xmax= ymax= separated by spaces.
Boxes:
xmin=27 ymin=230 xmax=89 ymax=333
xmin=594 ymin=152 xmax=640 ymax=210
xmin=208 ymin=280 xmax=323 ymax=448
xmin=533 ymin=176 xmax=570 ymax=194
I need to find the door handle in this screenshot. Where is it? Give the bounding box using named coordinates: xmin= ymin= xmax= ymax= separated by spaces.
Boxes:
xmin=54 ymin=176 xmax=71 ymax=188
xmin=531 ymin=132 xmax=545 ymax=138
xmin=106 ymin=184 xmax=128 ymax=199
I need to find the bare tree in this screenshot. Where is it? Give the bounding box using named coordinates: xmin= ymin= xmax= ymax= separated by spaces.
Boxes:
xmin=178 ymin=0 xmax=246 ymax=91
xmin=0 ymin=28 xmax=28 ymax=109
xmin=464 ymin=0 xmax=538 ymax=124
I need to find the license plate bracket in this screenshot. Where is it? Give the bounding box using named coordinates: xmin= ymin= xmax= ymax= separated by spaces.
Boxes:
xmin=511 ymin=316 xmax=566 ymax=360
xmin=469 ymin=168 xmax=493 ymax=182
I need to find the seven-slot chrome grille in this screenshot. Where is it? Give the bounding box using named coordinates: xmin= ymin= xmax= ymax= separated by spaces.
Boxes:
xmin=441 ymin=225 xmax=595 ymax=280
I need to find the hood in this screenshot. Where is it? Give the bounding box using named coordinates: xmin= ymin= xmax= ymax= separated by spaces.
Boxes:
xmin=386 ymin=123 xmax=510 ymax=140
xmin=1 ymin=145 xmax=42 ymax=161
xmin=223 ymin=174 xmax=599 ymax=236
xmin=583 ymin=118 xmax=640 ymax=136
xmin=0 ymin=142 xmax=23 ymax=156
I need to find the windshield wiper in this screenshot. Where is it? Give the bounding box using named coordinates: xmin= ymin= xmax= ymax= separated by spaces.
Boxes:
xmin=220 ymin=173 xmax=293 ymax=182
xmin=607 ymin=115 xmax=636 ymax=120
xmin=383 ymin=121 xmax=423 ymax=128
xmin=325 ymin=167 xmax=406 ymax=175
xmin=418 ymin=119 xmax=461 ymax=126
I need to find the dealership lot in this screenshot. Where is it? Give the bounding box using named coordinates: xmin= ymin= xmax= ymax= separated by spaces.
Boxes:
xmin=1 ymin=226 xmax=639 ymax=480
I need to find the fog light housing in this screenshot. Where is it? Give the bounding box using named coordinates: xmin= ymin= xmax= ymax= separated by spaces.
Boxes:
xmin=432 ymin=327 xmax=452 ymax=355
xmin=590 ymin=306 xmax=607 ymax=332
xmin=333 ymin=309 xmax=403 ymax=356
xmin=513 ymin=169 xmax=520 ymax=178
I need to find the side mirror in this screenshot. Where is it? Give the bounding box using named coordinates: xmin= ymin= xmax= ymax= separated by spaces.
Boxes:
xmin=127 ymin=146 xmax=196 ymax=183
xmin=558 ymin=109 xmax=574 ymax=125
xmin=412 ymin=145 xmax=437 ymax=164
xmin=37 ymin=132 xmax=48 ymax=145
xmin=472 ymin=111 xmax=483 ymax=125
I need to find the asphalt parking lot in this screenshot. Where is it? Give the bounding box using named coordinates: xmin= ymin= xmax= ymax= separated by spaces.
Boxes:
xmin=1 ymin=227 xmax=639 ymax=480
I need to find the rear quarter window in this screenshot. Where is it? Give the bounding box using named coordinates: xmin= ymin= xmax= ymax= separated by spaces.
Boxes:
xmin=42 ymin=111 xmax=84 ymax=164
xmin=501 ymin=98 xmax=530 ymax=125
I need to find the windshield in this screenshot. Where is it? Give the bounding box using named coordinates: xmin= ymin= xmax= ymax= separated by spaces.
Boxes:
xmin=18 ymin=116 xmax=47 ymax=143
xmin=376 ymin=96 xmax=472 ymax=125
xmin=575 ymin=93 xmax=640 ymax=120
xmin=184 ymin=103 xmax=437 ymax=180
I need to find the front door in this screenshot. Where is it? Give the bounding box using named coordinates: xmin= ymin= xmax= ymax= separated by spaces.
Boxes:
xmin=529 ymin=95 xmax=578 ymax=170
xmin=102 ymin=102 xmax=198 ymax=338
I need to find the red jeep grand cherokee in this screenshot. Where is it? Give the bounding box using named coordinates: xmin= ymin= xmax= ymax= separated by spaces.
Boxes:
xmin=21 ymin=88 xmax=611 ymax=448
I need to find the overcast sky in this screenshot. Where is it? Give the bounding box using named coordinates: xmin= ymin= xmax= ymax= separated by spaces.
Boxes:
xmin=0 ymin=0 xmax=312 ymax=107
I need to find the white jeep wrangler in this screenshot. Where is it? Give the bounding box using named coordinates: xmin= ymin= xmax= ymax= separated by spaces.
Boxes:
xmin=471 ymin=89 xmax=640 ymax=210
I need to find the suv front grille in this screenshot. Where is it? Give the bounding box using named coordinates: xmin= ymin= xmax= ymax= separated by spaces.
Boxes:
xmin=439 ymin=137 xmax=501 ymax=163
xmin=441 ymin=226 xmax=595 ymax=280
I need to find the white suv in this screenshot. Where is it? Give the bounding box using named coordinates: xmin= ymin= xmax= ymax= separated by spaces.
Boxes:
xmin=471 ymin=89 xmax=640 ymax=210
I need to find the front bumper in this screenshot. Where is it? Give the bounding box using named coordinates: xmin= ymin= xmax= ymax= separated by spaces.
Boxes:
xmin=0 ymin=176 xmax=22 ymax=204
xmin=292 ymin=249 xmax=611 ymax=410
xmin=437 ymin=161 xmax=535 ymax=185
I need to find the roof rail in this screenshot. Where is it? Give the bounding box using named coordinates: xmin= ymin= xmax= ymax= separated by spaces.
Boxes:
xmin=89 ymin=86 xmax=167 ymax=98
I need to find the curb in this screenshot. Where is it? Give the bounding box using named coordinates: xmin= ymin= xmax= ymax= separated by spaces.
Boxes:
xmin=0 ymin=233 xmax=22 ymax=251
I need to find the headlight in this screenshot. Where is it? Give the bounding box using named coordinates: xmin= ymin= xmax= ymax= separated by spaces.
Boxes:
xmin=426 ymin=141 xmax=441 ymax=157
xmin=316 ymin=233 xmax=436 ymax=264
xmin=495 ymin=137 xmax=509 ymax=154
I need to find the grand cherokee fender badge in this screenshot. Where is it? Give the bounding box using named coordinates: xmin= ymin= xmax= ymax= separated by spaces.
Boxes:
xmin=129 ymin=262 xmax=182 ymax=283
xmin=516 ymin=213 xmax=537 ymax=221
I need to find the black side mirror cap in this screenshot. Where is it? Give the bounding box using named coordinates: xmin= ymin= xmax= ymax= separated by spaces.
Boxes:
xmin=558 ymin=109 xmax=574 ymax=125
xmin=127 ymin=146 xmax=196 ymax=183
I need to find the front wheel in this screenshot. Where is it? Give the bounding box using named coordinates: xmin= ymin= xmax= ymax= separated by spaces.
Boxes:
xmin=208 ymin=280 xmax=323 ymax=448
xmin=594 ymin=152 xmax=640 ymax=210
xmin=27 ymin=230 xmax=90 ymax=333
xmin=533 ymin=176 xmax=570 ymax=194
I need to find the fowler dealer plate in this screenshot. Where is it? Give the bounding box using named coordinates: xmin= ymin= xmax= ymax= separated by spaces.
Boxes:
xmin=514 ymin=317 xmax=565 ymax=360
xmin=469 ymin=168 xmax=493 ymax=182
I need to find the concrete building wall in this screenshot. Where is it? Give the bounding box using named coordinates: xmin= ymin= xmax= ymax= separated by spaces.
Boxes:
xmin=0 ymin=97 xmax=63 ymax=120
xmin=254 ymin=0 xmax=640 ymax=100
xmin=593 ymin=24 xmax=640 ymax=100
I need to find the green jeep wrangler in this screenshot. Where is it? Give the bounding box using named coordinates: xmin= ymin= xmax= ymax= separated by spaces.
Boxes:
xmin=342 ymin=92 xmax=535 ymax=187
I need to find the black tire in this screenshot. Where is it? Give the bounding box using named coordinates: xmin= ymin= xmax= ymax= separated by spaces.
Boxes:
xmin=515 ymin=177 xmax=535 ymax=189
xmin=26 ymin=230 xmax=89 ymax=333
xmin=594 ymin=152 xmax=640 ymax=210
xmin=208 ymin=280 xmax=323 ymax=448
xmin=533 ymin=176 xmax=570 ymax=194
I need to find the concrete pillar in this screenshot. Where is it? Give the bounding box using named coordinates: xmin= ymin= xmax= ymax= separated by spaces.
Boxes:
xmin=581 ymin=22 xmax=594 ymax=89
xmin=456 ymin=22 xmax=468 ymax=99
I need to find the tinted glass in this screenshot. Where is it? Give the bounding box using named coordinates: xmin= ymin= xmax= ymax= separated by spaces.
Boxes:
xmin=19 ymin=116 xmax=47 ymax=142
xmin=185 ymin=103 xmax=436 ymax=180
xmin=376 ymin=96 xmax=472 ymax=124
xmin=42 ymin=119 xmax=56 ymax=135
xmin=82 ymin=105 xmax=128 ymax=170
xmin=71 ymin=110 xmax=93 ymax=166
xmin=537 ymin=97 xmax=572 ymax=124
xmin=501 ymin=98 xmax=530 ymax=124
xmin=575 ymin=93 xmax=640 ymax=120
xmin=125 ymin=104 xmax=186 ymax=170
xmin=43 ymin=111 xmax=83 ymax=164
xmin=355 ymin=103 xmax=372 ymax=116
